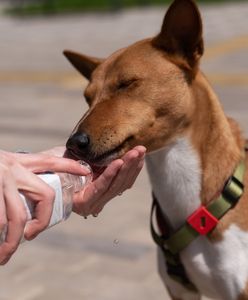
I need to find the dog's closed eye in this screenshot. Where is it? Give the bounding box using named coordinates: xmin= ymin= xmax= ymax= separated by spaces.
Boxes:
xmin=116 ymin=78 xmax=138 ymax=91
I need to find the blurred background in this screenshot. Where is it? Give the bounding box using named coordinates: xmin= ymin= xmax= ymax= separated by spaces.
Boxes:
xmin=0 ymin=0 xmax=248 ymax=299
xmin=4 ymin=0 xmax=247 ymax=15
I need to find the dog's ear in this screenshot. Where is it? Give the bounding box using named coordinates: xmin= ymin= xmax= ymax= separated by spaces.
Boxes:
xmin=153 ymin=0 xmax=203 ymax=70
xmin=63 ymin=50 xmax=103 ymax=79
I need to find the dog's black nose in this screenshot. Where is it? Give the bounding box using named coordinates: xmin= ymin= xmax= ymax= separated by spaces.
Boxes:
xmin=66 ymin=132 xmax=90 ymax=151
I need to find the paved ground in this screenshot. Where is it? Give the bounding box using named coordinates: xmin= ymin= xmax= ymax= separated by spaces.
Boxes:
xmin=0 ymin=2 xmax=248 ymax=300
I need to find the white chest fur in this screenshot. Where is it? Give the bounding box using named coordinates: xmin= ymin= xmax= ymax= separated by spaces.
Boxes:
xmin=146 ymin=138 xmax=248 ymax=299
xmin=182 ymin=226 xmax=248 ymax=299
xmin=146 ymin=137 xmax=202 ymax=229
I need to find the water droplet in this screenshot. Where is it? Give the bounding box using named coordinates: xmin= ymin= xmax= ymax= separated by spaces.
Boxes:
xmin=113 ymin=239 xmax=119 ymax=246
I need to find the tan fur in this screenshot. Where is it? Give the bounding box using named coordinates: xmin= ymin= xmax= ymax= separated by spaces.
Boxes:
xmin=74 ymin=40 xmax=195 ymax=157
xmin=64 ymin=0 xmax=247 ymax=298
xmin=189 ymin=72 xmax=243 ymax=205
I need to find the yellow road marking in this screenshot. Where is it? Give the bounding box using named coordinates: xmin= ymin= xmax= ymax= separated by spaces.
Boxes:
xmin=204 ymin=35 xmax=248 ymax=61
xmin=0 ymin=34 xmax=248 ymax=87
xmin=0 ymin=71 xmax=75 ymax=82
xmin=0 ymin=71 xmax=87 ymax=87
xmin=207 ymin=73 xmax=248 ymax=86
xmin=0 ymin=72 xmax=248 ymax=89
xmin=1 ymin=71 xmax=248 ymax=87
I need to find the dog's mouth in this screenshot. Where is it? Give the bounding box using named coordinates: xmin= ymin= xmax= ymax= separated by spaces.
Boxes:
xmin=65 ymin=136 xmax=133 ymax=178
xmin=91 ymin=136 xmax=133 ymax=165
xmin=64 ymin=148 xmax=106 ymax=179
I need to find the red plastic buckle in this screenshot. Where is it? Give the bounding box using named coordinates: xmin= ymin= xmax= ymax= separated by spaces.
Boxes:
xmin=187 ymin=206 xmax=218 ymax=235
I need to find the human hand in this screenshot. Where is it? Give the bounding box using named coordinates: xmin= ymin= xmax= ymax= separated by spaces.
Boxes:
xmin=40 ymin=145 xmax=146 ymax=216
xmin=0 ymin=150 xmax=89 ymax=265
xmin=0 ymin=155 xmax=27 ymax=265
xmin=72 ymin=146 xmax=146 ymax=217
xmin=10 ymin=150 xmax=90 ymax=239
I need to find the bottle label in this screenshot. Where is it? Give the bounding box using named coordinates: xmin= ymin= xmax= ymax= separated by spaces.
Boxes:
xmin=38 ymin=174 xmax=64 ymax=227
xmin=21 ymin=174 xmax=64 ymax=226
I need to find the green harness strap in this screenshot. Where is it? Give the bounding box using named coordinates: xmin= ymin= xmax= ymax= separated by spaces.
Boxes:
xmin=165 ymin=159 xmax=245 ymax=255
xmin=151 ymin=147 xmax=247 ymax=292
xmin=151 ymin=200 xmax=199 ymax=291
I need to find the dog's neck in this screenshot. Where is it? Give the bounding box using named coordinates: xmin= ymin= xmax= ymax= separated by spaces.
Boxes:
xmin=146 ymin=72 xmax=243 ymax=230
xmin=146 ymin=138 xmax=202 ymax=229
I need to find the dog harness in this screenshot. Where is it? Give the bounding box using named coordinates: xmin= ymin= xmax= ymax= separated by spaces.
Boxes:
xmin=150 ymin=142 xmax=248 ymax=292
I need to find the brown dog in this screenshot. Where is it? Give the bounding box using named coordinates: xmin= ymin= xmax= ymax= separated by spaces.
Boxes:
xmin=64 ymin=0 xmax=248 ymax=299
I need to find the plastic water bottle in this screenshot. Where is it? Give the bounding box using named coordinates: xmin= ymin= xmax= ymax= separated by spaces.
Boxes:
xmin=0 ymin=161 xmax=92 ymax=244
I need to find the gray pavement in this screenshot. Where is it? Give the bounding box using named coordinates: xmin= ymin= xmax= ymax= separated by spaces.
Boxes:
xmin=0 ymin=2 xmax=248 ymax=300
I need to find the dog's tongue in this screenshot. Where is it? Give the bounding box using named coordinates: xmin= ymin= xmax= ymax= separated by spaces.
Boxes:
xmin=64 ymin=149 xmax=106 ymax=180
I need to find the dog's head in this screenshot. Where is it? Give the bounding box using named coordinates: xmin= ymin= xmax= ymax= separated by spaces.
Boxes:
xmin=65 ymin=0 xmax=204 ymax=167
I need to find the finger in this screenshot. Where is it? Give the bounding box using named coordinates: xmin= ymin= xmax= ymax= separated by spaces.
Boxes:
xmin=119 ymin=151 xmax=145 ymax=190
xmin=22 ymin=178 xmax=55 ymax=240
xmin=12 ymin=165 xmax=55 ymax=240
xmin=118 ymin=146 xmax=146 ymax=189
xmin=127 ymin=158 xmax=145 ymax=187
xmin=72 ymin=159 xmax=124 ymax=216
xmin=91 ymin=160 xmax=124 ymax=196
xmin=128 ymin=145 xmax=146 ymax=157
xmin=73 ymin=159 xmax=123 ymax=215
xmin=100 ymin=150 xmax=141 ymax=196
xmin=0 ymin=174 xmax=26 ymax=264
xmin=91 ymin=149 xmax=146 ymax=214
xmin=91 ymin=205 xmax=104 ymax=216
xmin=72 ymin=147 xmax=146 ymax=217
xmin=13 ymin=153 xmax=90 ymax=176
xmin=24 ymin=192 xmax=54 ymax=241
xmin=34 ymin=156 xmax=91 ymax=176
xmin=0 ymin=183 xmax=7 ymax=243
